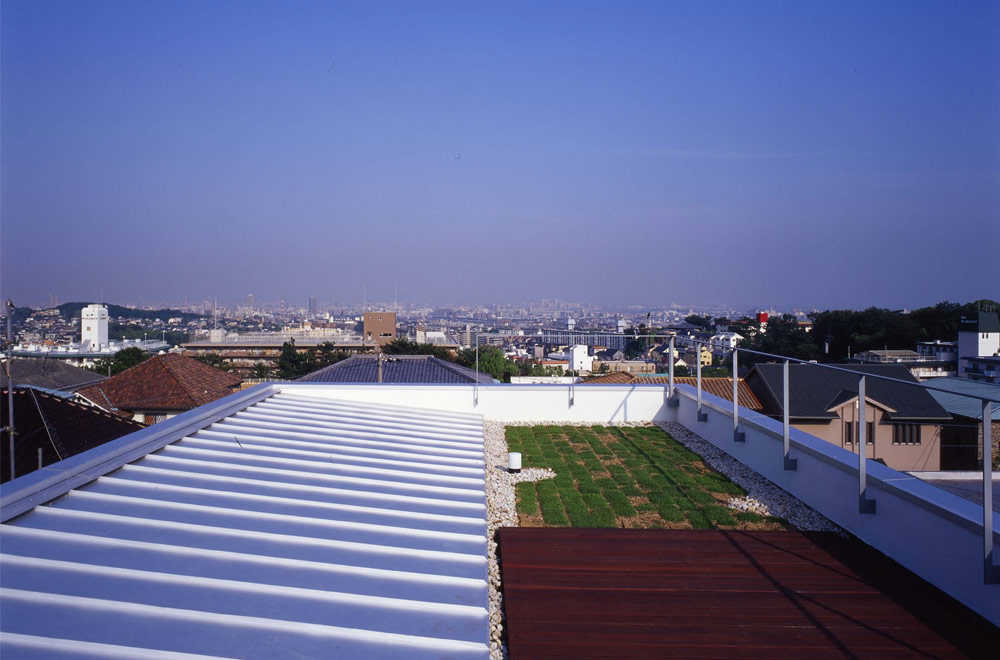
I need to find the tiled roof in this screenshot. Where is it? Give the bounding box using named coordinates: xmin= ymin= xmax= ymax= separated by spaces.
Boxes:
xmin=583 ymin=373 xmax=763 ymax=410
xmin=1 ymin=388 xmax=143 ymax=483
xmin=0 ymin=391 xmax=490 ymax=658
xmin=747 ymin=364 xmax=951 ymax=421
xmin=1 ymin=358 xmax=106 ymax=391
xmin=923 ymin=377 xmax=1000 ymax=421
xmin=77 ymin=354 xmax=242 ymax=413
xmin=299 ymin=355 xmax=494 ymax=384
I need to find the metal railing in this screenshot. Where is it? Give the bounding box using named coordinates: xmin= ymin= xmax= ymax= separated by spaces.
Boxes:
xmin=675 ymin=336 xmax=1000 ymax=585
xmin=467 ymin=329 xmax=1000 ymax=585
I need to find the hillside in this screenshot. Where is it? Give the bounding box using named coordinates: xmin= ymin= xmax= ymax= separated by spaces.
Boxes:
xmin=56 ymin=302 xmax=204 ymax=323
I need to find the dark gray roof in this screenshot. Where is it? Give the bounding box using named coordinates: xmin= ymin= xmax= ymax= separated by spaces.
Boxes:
xmin=1 ymin=357 xmax=107 ymax=391
xmin=2 ymin=387 xmax=143 ymax=483
xmin=923 ymin=377 xmax=1000 ymax=420
xmin=298 ymin=354 xmax=495 ymax=384
xmin=747 ymin=363 xmax=951 ymax=421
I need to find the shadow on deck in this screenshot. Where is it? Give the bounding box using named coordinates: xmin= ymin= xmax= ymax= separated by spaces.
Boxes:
xmin=497 ymin=528 xmax=1000 ymax=659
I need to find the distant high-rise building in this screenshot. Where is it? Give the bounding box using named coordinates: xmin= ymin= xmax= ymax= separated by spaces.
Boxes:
xmin=81 ymin=304 xmax=109 ymax=349
xmin=48 ymin=294 xmax=59 ymax=308
xmin=308 ymin=297 xmax=317 ymax=317
xmin=247 ymin=293 xmax=254 ymax=310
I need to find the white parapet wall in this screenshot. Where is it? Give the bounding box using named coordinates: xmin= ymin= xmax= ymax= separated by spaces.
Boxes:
xmin=669 ymin=384 xmax=1000 ymax=627
xmin=284 ymin=382 xmax=674 ymax=424
xmin=5 ymin=380 xmax=996 ymax=629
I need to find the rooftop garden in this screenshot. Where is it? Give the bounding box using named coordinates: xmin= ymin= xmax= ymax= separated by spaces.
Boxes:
xmin=507 ymin=424 xmax=785 ymax=530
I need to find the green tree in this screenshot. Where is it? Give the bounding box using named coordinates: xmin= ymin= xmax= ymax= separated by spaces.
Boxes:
xmin=251 ymin=363 xmax=270 ymax=379
xmin=684 ymin=314 xmax=713 ymax=329
xmin=193 ymin=353 xmax=231 ymax=371
xmin=381 ymin=338 xmax=453 ymax=360
xmin=276 ymin=340 xmax=313 ymax=379
xmin=314 ymin=342 xmax=352 ymax=368
xmin=456 ymin=346 xmax=517 ymax=382
xmin=89 ymin=347 xmax=150 ymax=377
xmin=740 ymin=314 xmax=817 ymax=364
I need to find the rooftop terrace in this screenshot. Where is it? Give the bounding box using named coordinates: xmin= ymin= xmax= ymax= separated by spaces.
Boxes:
xmin=1 ymin=373 xmax=997 ymax=657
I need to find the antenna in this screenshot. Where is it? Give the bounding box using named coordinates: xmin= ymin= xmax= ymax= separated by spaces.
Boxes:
xmin=363 ymin=280 xmax=367 ymax=313
xmin=394 ymin=282 xmax=398 ymax=313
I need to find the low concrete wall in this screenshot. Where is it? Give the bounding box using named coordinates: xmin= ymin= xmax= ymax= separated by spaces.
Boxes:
xmin=671 ymin=384 xmax=1000 ymax=626
xmin=283 ymin=382 xmax=674 ymax=424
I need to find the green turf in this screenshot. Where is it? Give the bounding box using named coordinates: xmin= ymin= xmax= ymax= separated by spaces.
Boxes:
xmin=505 ymin=425 xmax=782 ymax=530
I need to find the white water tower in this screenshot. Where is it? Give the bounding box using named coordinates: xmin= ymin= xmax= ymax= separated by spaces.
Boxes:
xmin=82 ymin=304 xmax=109 ymax=349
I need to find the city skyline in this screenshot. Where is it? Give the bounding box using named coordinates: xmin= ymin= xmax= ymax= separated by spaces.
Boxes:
xmin=2 ymin=2 xmax=998 ymax=309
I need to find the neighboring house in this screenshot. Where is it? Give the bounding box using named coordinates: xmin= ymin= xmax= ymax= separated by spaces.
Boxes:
xmin=649 ymin=344 xmax=677 ymax=364
xmin=596 ymin=348 xmax=625 ymax=362
xmin=1 ymin=357 xmax=106 ymax=392
xmin=1 ymin=387 xmax=143 ymax=483
xmin=680 ymin=346 xmax=712 ymax=368
xmin=922 ymin=377 xmax=1000 ymax=470
xmin=584 ymin=372 xmax=763 ymax=411
xmin=744 ymin=364 xmax=952 ymax=472
xmin=916 ymin=341 xmax=958 ymax=362
xmin=851 ymin=349 xmax=957 ymax=381
xmin=709 ymin=333 xmax=743 ymax=356
xmin=298 ymin=354 xmax=495 ymax=383
xmin=545 ymin=345 xmax=593 ymax=373
xmin=591 ymin=360 xmax=656 ymax=375
xmin=76 ymin=353 xmax=242 ymax=424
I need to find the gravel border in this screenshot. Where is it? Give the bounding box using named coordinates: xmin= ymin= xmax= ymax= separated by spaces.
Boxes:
xmin=657 ymin=422 xmax=844 ymax=533
xmin=484 ymin=421 xmax=559 ymax=660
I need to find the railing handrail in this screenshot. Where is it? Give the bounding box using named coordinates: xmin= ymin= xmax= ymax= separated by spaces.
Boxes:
xmin=469 ymin=330 xmax=1000 ymax=404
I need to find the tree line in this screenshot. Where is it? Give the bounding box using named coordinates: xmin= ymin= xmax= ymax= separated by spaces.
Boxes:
xmin=738 ymin=299 xmax=996 ymax=364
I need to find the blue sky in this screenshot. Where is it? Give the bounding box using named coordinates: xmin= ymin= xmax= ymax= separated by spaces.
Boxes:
xmin=2 ymin=1 xmax=997 ymax=309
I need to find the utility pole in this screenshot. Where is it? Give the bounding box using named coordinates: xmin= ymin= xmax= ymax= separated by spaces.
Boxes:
xmin=5 ymin=299 xmax=16 ymax=481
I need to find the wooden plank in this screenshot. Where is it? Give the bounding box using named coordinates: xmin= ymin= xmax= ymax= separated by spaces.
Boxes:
xmin=498 ymin=529 xmax=983 ymax=660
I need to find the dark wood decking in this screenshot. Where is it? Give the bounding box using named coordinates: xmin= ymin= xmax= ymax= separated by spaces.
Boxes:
xmin=498 ymin=528 xmax=999 ymax=659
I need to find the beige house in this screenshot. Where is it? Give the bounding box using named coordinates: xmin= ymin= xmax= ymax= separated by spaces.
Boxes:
xmin=744 ymin=364 xmax=951 ymax=472
xmin=592 ymin=360 xmax=656 ymax=375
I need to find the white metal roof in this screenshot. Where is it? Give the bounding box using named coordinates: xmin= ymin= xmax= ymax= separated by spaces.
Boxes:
xmin=0 ymin=388 xmax=490 ymax=659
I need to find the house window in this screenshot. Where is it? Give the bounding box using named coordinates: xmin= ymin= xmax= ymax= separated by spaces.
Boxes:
xmin=845 ymin=421 xmax=875 ymax=445
xmin=893 ymin=424 xmax=920 ymax=445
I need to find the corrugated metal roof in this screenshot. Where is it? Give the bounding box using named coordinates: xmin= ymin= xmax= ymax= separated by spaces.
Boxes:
xmin=0 ymin=390 xmax=490 ymax=659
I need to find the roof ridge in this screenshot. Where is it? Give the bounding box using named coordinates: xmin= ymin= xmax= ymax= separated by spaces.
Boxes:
xmin=427 ymin=356 xmax=484 ymax=383
xmin=159 ymin=354 xmax=209 ymax=407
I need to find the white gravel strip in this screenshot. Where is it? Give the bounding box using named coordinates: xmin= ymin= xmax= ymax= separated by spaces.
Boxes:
xmin=657 ymin=422 xmax=844 ymax=533
xmin=483 ymin=422 xmax=561 ymax=660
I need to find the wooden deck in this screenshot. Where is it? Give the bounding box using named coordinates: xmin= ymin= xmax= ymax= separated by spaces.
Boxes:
xmin=497 ymin=528 xmax=999 ymax=659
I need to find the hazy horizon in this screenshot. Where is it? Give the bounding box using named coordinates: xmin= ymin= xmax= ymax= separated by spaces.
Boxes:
xmin=3 ymin=1 xmax=998 ymax=310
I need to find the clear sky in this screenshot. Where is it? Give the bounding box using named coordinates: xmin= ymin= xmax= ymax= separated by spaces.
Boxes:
xmin=2 ymin=1 xmax=997 ymax=310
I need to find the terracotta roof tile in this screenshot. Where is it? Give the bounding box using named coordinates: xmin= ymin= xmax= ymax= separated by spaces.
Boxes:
xmin=77 ymin=353 xmax=242 ymax=413
xmin=584 ymin=373 xmax=762 ymax=410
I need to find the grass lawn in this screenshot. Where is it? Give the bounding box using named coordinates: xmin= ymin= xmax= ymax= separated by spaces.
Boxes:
xmin=507 ymin=425 xmax=785 ymax=530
